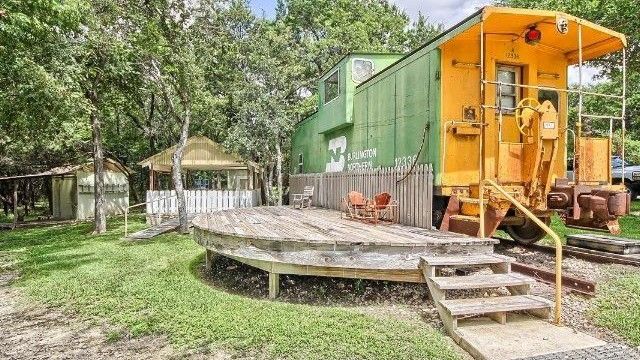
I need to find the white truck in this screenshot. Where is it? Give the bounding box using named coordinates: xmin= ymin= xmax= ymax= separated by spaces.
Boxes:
xmin=567 ymin=156 xmax=639 ymax=200
xmin=611 ymin=156 xmax=640 ymax=200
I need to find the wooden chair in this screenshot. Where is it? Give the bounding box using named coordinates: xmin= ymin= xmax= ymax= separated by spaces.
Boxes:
xmin=366 ymin=192 xmax=398 ymax=224
xmin=292 ymin=186 xmax=314 ymax=209
xmin=342 ymin=191 xmax=369 ymax=219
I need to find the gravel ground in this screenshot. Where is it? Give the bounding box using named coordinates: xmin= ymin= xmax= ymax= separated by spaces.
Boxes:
xmin=495 ymin=241 xmax=639 ymax=346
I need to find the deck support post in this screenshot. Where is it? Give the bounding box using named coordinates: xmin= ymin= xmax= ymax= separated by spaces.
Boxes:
xmin=268 ymin=272 xmax=280 ymax=299
xmin=205 ymin=249 xmax=216 ymax=271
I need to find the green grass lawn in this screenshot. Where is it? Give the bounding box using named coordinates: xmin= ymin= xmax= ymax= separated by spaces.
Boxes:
xmin=592 ymin=267 xmax=640 ymax=346
xmin=547 ymin=201 xmax=640 ymax=345
xmin=0 ymin=217 xmax=460 ymax=360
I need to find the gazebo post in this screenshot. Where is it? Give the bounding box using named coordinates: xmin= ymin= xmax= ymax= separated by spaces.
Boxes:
xmin=149 ymin=164 xmax=155 ymax=191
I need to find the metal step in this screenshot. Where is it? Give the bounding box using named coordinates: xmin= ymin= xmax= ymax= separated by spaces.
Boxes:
xmin=420 ymin=254 xmax=514 ymax=267
xmin=440 ymin=295 xmax=552 ymax=317
xmin=430 ymin=273 xmax=535 ymax=290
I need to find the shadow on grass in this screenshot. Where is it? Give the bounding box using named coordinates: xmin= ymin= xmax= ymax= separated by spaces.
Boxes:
xmin=194 ymin=254 xmax=431 ymax=308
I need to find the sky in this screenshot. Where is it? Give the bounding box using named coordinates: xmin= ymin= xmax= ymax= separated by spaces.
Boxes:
xmin=247 ymin=0 xmax=600 ymax=83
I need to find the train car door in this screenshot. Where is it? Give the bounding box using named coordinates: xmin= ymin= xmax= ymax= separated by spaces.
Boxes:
xmin=496 ymin=64 xmax=527 ymax=184
xmin=496 ymin=65 xmax=522 ymax=143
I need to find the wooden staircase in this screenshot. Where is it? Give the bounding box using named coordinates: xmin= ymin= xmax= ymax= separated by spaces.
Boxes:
xmin=420 ymin=253 xmax=553 ymax=344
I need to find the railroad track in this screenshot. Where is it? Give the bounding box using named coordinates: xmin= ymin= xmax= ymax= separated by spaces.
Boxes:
xmin=496 ymin=237 xmax=640 ymax=267
xmin=494 ymin=237 xmax=640 ymax=296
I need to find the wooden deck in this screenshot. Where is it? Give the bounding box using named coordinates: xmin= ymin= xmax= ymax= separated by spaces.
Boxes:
xmin=193 ymin=207 xmax=497 ymax=296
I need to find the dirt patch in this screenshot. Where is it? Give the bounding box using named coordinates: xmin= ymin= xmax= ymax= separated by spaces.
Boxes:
xmin=200 ymin=255 xmax=436 ymax=322
xmin=0 ymin=271 xmax=218 ymax=360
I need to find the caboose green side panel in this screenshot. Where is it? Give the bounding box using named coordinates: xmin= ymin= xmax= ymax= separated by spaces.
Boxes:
xmin=316 ymin=54 xmax=403 ymax=134
xmin=291 ymin=49 xmax=442 ymax=181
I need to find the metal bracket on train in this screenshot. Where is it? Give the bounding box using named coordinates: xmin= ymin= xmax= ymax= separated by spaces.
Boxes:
xmin=548 ymin=179 xmax=630 ymax=234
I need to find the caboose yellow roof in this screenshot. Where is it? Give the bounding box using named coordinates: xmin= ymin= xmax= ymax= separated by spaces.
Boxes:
xmin=480 ymin=7 xmax=626 ymax=63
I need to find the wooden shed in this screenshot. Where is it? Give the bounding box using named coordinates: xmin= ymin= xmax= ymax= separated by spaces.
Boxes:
xmin=0 ymin=158 xmax=130 ymax=223
xmin=52 ymin=159 xmax=130 ymax=220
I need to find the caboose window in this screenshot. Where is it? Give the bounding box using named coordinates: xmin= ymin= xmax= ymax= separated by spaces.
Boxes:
xmin=496 ymin=65 xmax=520 ymax=114
xmin=324 ymin=70 xmax=339 ymax=104
xmin=352 ymin=59 xmax=374 ymax=83
xmin=538 ymin=89 xmax=559 ymax=112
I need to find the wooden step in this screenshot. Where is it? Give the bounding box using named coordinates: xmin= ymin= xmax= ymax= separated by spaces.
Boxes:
xmin=420 ymin=254 xmax=514 ymax=267
xmin=430 ymin=273 xmax=535 ymax=290
xmin=458 ymin=197 xmax=488 ymax=204
xmin=449 ymin=214 xmax=480 ymax=222
xmin=440 ymin=295 xmax=552 ymax=317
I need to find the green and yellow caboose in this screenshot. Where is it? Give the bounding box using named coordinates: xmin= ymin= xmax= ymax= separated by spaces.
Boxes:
xmin=291 ymin=6 xmax=630 ymax=243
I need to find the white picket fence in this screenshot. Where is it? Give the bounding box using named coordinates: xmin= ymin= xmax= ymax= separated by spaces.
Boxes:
xmin=289 ymin=164 xmax=433 ymax=229
xmin=146 ymin=189 xmax=261 ymax=215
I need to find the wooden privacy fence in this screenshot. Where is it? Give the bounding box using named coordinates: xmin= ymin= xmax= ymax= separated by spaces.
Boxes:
xmin=289 ymin=164 xmax=433 ymax=229
xmin=146 ymin=189 xmax=260 ymax=215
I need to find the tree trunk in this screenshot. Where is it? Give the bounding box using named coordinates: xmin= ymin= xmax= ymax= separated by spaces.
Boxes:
xmin=172 ymin=109 xmax=191 ymax=234
xmin=275 ymin=140 xmax=283 ymax=206
xmin=261 ymin=169 xmax=270 ymax=206
xmin=267 ymin=164 xmax=274 ymax=206
xmin=88 ymin=89 xmax=106 ymax=234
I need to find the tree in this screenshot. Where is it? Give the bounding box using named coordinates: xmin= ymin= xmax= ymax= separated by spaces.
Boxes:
xmin=277 ymin=0 xmax=440 ymax=94
xmin=498 ymin=0 xmax=640 ymax=148
xmin=0 ymin=1 xmax=89 ymax=174
xmin=406 ymin=13 xmax=443 ymax=50
xmin=78 ymin=0 xmax=139 ymax=234
xmin=228 ymin=19 xmax=305 ymax=204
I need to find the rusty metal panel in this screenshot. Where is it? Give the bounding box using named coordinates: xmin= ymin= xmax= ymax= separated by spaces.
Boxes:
xmin=577 ymin=137 xmax=611 ymax=184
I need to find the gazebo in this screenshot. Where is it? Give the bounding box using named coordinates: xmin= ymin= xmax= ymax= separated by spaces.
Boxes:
xmin=137 ymin=136 xmax=261 ymax=223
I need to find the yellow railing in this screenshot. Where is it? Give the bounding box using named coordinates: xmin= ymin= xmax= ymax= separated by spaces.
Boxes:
xmin=479 ymin=178 xmax=562 ymax=325
xmin=124 ymin=195 xmax=176 ymax=237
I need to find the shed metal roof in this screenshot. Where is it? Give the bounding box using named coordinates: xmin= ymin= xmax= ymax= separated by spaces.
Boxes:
xmin=0 ymin=158 xmax=131 ymax=181
xmin=137 ymin=136 xmax=259 ymax=173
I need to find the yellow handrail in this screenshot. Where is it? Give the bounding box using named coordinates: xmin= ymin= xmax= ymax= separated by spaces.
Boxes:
xmin=124 ymin=195 xmax=176 ymax=237
xmin=479 ymin=178 xmax=562 ymax=325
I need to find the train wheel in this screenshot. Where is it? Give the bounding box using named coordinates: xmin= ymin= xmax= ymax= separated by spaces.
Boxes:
xmin=505 ymin=217 xmax=550 ymax=244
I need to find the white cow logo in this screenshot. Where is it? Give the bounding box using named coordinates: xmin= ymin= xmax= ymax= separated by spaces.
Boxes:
xmin=326 ymin=136 xmax=347 ymax=172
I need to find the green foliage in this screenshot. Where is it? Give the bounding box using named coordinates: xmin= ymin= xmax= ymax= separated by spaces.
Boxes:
xmin=279 ymin=0 xmax=441 ymax=90
xmin=498 ymin=0 xmax=640 ymax=158
xmin=0 ymin=0 xmax=90 ymax=171
xmin=0 ymin=219 xmax=461 ymax=359
xmin=0 ymin=0 xmax=444 ymax=202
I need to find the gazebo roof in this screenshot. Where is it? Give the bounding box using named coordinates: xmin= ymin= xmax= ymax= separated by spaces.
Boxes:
xmin=138 ymin=136 xmax=257 ymax=173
